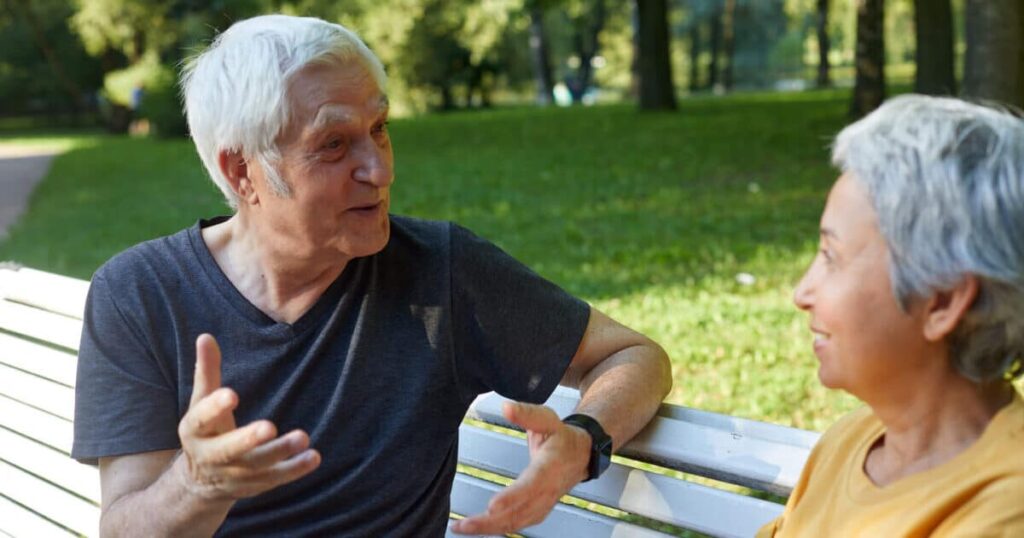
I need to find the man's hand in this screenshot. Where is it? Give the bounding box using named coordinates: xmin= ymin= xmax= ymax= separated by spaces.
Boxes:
xmin=451 ymin=402 xmax=591 ymax=535
xmin=177 ymin=334 xmax=321 ymax=501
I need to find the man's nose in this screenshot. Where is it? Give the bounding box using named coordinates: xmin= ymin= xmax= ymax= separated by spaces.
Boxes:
xmin=352 ymin=141 xmax=393 ymax=187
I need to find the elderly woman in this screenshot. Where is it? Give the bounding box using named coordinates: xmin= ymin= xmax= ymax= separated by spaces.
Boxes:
xmin=759 ymin=95 xmax=1024 ymax=537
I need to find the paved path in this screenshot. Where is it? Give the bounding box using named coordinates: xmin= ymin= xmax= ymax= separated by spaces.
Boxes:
xmin=0 ymin=145 xmax=60 ymax=241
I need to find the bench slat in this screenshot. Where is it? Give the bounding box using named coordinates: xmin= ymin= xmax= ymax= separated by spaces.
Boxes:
xmin=0 ymin=395 xmax=73 ymax=454
xmin=0 ymin=332 xmax=77 ymax=387
xmin=0 ymin=267 xmax=89 ymax=320
xmin=0 ymin=461 xmax=99 ymax=537
xmin=0 ymin=427 xmax=101 ymax=502
xmin=0 ymin=363 xmax=75 ymax=421
xmin=0 ymin=495 xmax=76 ymax=538
xmin=458 ymin=424 xmax=781 ymax=538
xmin=0 ymin=300 xmax=82 ymax=351
xmin=469 ymin=388 xmax=813 ymax=496
xmin=449 ymin=473 xmax=670 ymax=538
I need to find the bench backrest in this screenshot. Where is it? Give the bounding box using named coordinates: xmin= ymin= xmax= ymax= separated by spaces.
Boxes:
xmin=0 ymin=266 xmax=817 ymax=538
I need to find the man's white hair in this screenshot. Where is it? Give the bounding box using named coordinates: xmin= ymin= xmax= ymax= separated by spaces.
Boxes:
xmin=181 ymin=14 xmax=387 ymax=209
xmin=833 ymin=94 xmax=1024 ymax=382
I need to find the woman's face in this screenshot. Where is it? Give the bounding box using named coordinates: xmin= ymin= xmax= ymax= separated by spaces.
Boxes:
xmin=793 ymin=173 xmax=932 ymax=401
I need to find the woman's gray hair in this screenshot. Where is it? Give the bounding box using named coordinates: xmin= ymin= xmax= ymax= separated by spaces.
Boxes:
xmin=181 ymin=15 xmax=387 ymax=209
xmin=832 ymin=95 xmax=1024 ymax=382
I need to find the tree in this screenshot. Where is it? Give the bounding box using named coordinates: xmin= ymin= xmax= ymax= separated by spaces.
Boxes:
xmin=707 ymin=2 xmax=722 ymax=89
xmin=635 ymin=0 xmax=676 ymax=109
xmin=850 ymin=0 xmax=885 ymax=117
xmin=963 ymin=0 xmax=1024 ymax=107
xmin=721 ymin=0 xmax=737 ymax=91
xmin=815 ymin=0 xmax=830 ymax=87
xmin=526 ymin=0 xmax=556 ymax=105
xmin=1 ymin=0 xmax=86 ymax=113
xmin=914 ymin=0 xmax=955 ymax=95
xmin=688 ymin=23 xmax=702 ymax=92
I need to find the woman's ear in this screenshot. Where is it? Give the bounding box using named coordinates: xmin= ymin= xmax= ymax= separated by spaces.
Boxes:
xmin=923 ymin=275 xmax=979 ymax=342
xmin=217 ymin=150 xmax=258 ymax=205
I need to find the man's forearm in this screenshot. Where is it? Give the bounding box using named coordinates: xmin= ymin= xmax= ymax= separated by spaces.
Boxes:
xmin=101 ymin=453 xmax=233 ymax=538
xmin=574 ymin=342 xmax=672 ymax=450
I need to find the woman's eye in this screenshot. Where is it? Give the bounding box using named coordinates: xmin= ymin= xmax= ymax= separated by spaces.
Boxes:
xmin=324 ymin=139 xmax=343 ymax=150
xmin=373 ymin=121 xmax=389 ymax=135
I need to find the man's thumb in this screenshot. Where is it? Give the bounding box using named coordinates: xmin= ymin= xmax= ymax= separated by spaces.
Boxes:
xmin=190 ymin=333 xmax=223 ymax=407
xmin=503 ymin=402 xmax=561 ymax=434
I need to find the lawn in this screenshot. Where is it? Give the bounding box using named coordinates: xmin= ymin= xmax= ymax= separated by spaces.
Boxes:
xmin=0 ymin=89 xmax=861 ymax=431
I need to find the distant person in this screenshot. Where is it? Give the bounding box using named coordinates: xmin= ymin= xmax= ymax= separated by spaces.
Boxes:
xmin=71 ymin=14 xmax=671 ymax=537
xmin=130 ymin=83 xmax=144 ymax=110
xmin=760 ymin=95 xmax=1024 ymax=536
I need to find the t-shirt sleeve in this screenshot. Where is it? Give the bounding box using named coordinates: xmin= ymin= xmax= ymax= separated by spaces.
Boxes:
xmin=72 ymin=272 xmax=181 ymax=464
xmin=448 ymin=223 xmax=590 ymax=404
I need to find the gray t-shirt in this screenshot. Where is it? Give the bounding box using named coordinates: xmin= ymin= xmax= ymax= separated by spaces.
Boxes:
xmin=72 ymin=215 xmax=590 ymax=537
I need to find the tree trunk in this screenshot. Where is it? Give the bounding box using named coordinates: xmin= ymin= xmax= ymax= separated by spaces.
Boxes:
xmin=850 ymin=0 xmax=885 ymax=118
xmin=636 ymin=0 xmax=677 ymax=110
xmin=964 ymin=0 xmax=1024 ymax=107
xmin=528 ymin=3 xmax=555 ymax=106
xmin=721 ymin=0 xmax=736 ymax=91
xmin=707 ymin=4 xmax=723 ymax=90
xmin=629 ymin=1 xmax=641 ymax=98
xmin=689 ymin=24 xmax=701 ymax=92
xmin=816 ymin=0 xmax=831 ymax=88
xmin=569 ymin=0 xmax=607 ymax=104
xmin=914 ymin=0 xmax=956 ymax=95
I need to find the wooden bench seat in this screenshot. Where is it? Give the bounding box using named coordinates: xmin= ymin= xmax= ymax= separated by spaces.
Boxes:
xmin=0 ymin=265 xmax=818 ymax=537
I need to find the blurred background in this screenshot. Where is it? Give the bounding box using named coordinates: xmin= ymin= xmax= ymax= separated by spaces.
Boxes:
xmin=0 ymin=0 xmax=1021 ymax=433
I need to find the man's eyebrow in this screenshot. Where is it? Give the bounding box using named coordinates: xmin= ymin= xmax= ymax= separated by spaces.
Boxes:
xmin=310 ymin=108 xmax=356 ymax=131
xmin=820 ymin=227 xmax=838 ymax=240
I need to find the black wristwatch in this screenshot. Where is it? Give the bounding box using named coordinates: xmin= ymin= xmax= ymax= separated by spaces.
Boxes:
xmin=562 ymin=413 xmax=612 ymax=482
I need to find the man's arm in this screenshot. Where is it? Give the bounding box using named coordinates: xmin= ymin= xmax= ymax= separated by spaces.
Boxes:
xmin=96 ymin=335 xmax=321 ymax=537
xmin=451 ymin=307 xmax=672 ymax=535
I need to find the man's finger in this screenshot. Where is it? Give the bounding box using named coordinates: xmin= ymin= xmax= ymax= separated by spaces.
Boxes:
xmin=238 ymin=429 xmax=310 ymax=468
xmin=193 ymin=420 xmax=277 ymax=465
xmin=190 ymin=334 xmax=223 ymax=408
xmin=181 ymin=387 xmax=239 ymax=439
xmin=449 ymin=496 xmax=528 ymax=536
xmin=503 ymin=402 xmax=561 ymax=435
xmin=233 ymin=448 xmax=322 ymax=493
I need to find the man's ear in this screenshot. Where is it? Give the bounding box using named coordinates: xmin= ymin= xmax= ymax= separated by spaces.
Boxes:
xmin=217 ymin=150 xmax=258 ymax=205
xmin=922 ymin=275 xmax=979 ymax=342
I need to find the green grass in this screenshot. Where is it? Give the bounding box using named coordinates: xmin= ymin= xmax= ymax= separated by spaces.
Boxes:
xmin=0 ymin=89 xmax=861 ymax=430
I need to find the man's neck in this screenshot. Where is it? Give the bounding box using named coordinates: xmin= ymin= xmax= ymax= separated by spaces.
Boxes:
xmin=201 ymin=214 xmax=348 ymax=324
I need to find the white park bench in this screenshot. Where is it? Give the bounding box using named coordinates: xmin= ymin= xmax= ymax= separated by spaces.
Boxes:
xmin=0 ymin=264 xmax=819 ymax=537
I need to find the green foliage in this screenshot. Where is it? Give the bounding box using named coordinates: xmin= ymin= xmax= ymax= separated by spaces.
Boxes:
xmin=0 ymin=90 xmax=863 ymax=429
xmin=0 ymin=0 xmax=103 ymax=115
xmin=137 ymin=63 xmax=188 ymax=137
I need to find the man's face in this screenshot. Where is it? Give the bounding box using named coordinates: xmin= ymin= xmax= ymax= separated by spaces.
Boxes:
xmin=248 ymin=61 xmax=394 ymax=263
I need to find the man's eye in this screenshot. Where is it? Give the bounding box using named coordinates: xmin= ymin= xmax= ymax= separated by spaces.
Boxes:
xmin=324 ymin=139 xmax=343 ymax=150
xmin=372 ymin=121 xmax=389 ymax=135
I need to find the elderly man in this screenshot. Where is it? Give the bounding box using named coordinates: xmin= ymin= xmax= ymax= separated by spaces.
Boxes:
xmin=71 ymin=14 xmax=671 ymax=537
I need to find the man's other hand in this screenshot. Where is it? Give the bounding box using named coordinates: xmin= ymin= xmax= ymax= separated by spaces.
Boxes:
xmin=177 ymin=334 xmax=322 ymax=500
xmin=450 ymin=402 xmax=591 ymax=535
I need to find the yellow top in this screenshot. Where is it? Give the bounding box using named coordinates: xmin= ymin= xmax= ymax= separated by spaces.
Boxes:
xmin=759 ymin=391 xmax=1024 ymax=538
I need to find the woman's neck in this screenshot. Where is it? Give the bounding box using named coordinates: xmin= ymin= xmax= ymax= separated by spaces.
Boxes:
xmin=864 ymin=372 xmax=1013 ymax=487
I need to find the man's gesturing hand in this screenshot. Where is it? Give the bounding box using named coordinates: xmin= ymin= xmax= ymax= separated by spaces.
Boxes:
xmin=176 ymin=334 xmax=321 ymax=501
xmin=451 ymin=402 xmax=591 ymax=535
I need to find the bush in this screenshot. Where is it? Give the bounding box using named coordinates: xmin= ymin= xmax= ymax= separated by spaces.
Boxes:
xmin=137 ymin=65 xmax=188 ymax=138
